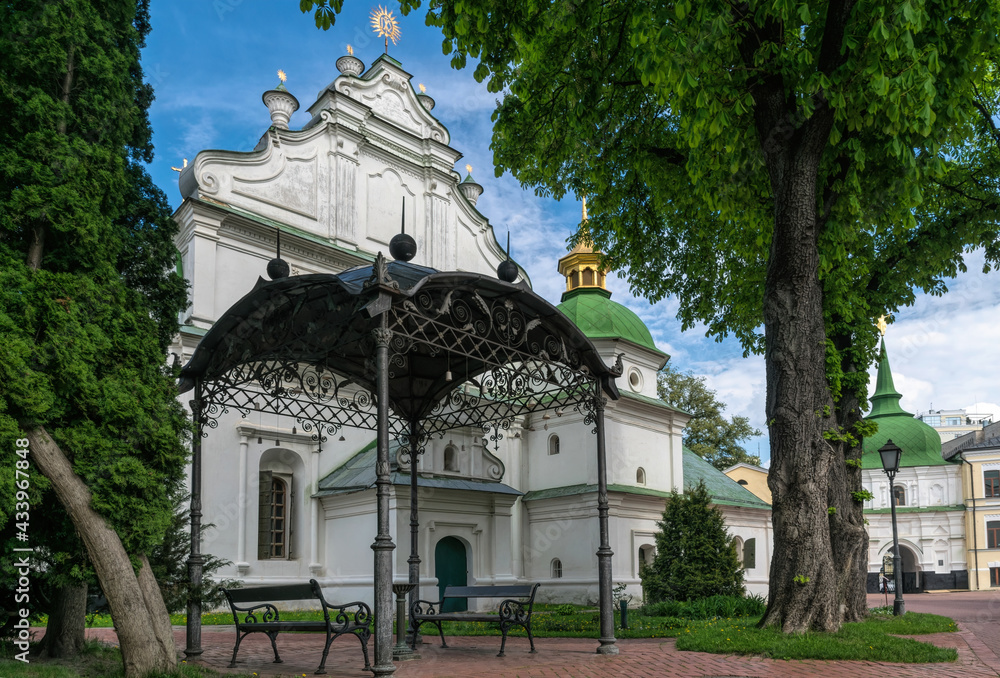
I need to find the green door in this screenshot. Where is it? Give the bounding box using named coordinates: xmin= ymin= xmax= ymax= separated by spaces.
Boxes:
xmin=435 ymin=537 xmax=468 ymax=612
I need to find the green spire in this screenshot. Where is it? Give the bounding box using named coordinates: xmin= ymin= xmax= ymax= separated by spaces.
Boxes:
xmin=868 ymin=338 xmax=909 ymax=419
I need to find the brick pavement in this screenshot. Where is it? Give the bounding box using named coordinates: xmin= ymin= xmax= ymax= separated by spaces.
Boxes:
xmin=67 ymin=624 xmax=998 ymax=678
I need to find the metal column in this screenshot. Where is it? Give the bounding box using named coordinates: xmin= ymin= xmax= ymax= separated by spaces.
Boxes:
xmin=372 ymin=325 xmax=397 ymax=676
xmin=184 ymin=381 xmax=204 ymax=659
xmin=594 ymin=396 xmax=618 ymax=655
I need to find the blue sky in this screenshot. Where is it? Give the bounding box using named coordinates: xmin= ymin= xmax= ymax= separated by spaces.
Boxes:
xmin=142 ymin=1 xmax=1000 ymax=465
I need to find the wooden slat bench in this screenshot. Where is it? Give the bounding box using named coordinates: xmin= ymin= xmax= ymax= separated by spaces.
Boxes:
xmin=221 ymin=579 xmax=371 ymax=675
xmin=410 ymin=583 xmax=540 ymax=657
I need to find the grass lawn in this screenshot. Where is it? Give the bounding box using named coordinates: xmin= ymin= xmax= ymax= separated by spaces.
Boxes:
xmin=4 ymin=605 xmax=958 ymax=676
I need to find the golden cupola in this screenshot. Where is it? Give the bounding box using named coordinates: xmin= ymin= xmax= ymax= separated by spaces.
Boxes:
xmin=557 ymin=198 xmax=607 ymax=294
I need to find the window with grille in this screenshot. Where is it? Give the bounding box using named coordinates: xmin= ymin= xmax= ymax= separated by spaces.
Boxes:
xmin=985 ymin=470 xmax=999 ymax=498
xmin=551 ymin=559 xmax=562 ymax=579
xmin=988 ymin=521 xmax=1000 ymax=550
xmin=258 ymin=471 xmax=290 ymax=559
xmin=548 ymin=434 xmax=560 ymax=455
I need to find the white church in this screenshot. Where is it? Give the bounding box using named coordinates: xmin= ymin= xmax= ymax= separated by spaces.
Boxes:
xmin=168 ymin=51 xmax=773 ymax=607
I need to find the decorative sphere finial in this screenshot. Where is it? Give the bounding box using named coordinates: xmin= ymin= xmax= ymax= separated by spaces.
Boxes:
xmin=267 ymin=258 xmax=290 ymax=280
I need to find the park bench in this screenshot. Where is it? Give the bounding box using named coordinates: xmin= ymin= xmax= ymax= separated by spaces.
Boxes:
xmin=410 ymin=583 xmax=540 ymax=656
xmin=221 ymin=579 xmax=371 ymax=675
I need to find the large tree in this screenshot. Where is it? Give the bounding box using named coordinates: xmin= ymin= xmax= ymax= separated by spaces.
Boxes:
xmin=0 ymin=0 xmax=189 ymax=674
xmin=657 ymin=365 xmax=762 ymax=470
xmin=304 ymin=0 xmax=1000 ymax=632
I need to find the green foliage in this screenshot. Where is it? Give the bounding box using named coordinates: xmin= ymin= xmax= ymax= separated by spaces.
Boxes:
xmin=828 ymin=507 xmax=837 ymax=515
xmin=657 ymin=365 xmax=762 ymax=470
xmin=793 ymin=575 xmax=810 ymax=585
xmin=845 ymin=459 xmax=863 ymax=468
xmin=852 ymin=489 xmax=875 ymax=502
xmin=0 ymin=0 xmax=190 ymax=616
xmin=641 ymin=594 xmax=766 ymax=619
xmin=553 ymin=604 xmax=576 ymax=616
xmin=642 ymin=481 xmax=745 ymax=602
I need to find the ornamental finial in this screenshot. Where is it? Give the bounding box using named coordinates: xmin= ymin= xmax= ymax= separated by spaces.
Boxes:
xmin=371 ymin=5 xmax=401 ymax=52
xmin=877 ymin=315 xmax=888 ymax=337
xmin=346 ymin=44 xmax=354 ymax=56
xmin=419 ymin=83 xmax=426 ymax=93
xmin=277 ymin=69 xmax=287 ymax=83
xmin=582 ymin=196 xmax=588 ymax=222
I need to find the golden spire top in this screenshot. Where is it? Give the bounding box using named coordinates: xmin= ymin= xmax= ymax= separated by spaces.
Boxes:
xmin=419 ymin=83 xmax=426 ymax=93
xmin=465 ymin=164 xmax=473 ymax=175
xmin=371 ymin=5 xmax=401 ymax=51
xmin=582 ymin=196 xmax=588 ymax=222
xmin=346 ymin=44 xmax=354 ymax=56
xmin=277 ymin=69 xmax=287 ymax=83
xmin=170 ymin=158 xmax=188 ymax=173
xmin=877 ymin=315 xmax=888 ymax=337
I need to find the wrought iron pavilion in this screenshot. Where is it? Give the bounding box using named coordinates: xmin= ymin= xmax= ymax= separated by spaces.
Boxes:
xmin=178 ymin=251 xmax=622 ymax=674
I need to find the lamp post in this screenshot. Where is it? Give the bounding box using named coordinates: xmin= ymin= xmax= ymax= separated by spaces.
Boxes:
xmin=878 ymin=439 xmax=905 ymax=616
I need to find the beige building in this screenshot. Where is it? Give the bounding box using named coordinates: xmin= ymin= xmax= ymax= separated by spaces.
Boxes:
xmin=723 ymin=463 xmax=772 ymax=505
xmin=943 ymin=421 xmax=1000 ymax=590
xmin=917 ymin=408 xmax=995 ymax=444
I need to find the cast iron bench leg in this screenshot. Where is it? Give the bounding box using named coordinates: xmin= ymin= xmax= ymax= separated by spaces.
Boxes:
xmin=527 ymin=621 xmax=536 ymax=653
xmin=315 ymin=629 xmax=334 ymax=675
xmin=435 ymin=620 xmax=447 ymax=648
xmin=228 ymin=629 xmax=248 ymax=668
xmin=267 ymin=630 xmax=283 ymax=663
xmin=357 ymin=629 xmax=372 ymax=671
xmin=497 ymin=622 xmax=509 ymax=657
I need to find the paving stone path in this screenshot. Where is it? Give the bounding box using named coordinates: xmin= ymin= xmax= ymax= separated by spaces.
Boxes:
xmin=67 ymin=623 xmax=997 ymax=678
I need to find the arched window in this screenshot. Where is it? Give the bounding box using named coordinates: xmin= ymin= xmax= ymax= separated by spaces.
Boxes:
xmin=582 ymin=268 xmax=594 ymax=285
xmin=893 ymin=485 xmax=906 ymax=507
xmin=548 ymin=434 xmax=560 ymax=455
xmin=570 ymin=270 xmax=580 ymax=288
xmin=258 ymin=472 xmax=289 ymax=559
xmin=743 ymin=538 xmax=756 ymax=569
xmin=737 ymin=479 xmax=749 ymax=486
xmin=444 ymin=444 xmax=459 ymax=472
xmin=636 ymin=467 xmax=646 ymax=485
xmin=732 ymin=536 xmax=744 ymax=565
xmin=551 ymin=558 xmax=563 ymax=579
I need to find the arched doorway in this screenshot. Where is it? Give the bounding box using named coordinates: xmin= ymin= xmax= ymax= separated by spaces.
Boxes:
xmin=886 ymin=544 xmax=922 ymax=593
xmin=435 ymin=537 xmax=468 ymax=612
xmin=898 ymin=545 xmax=922 ymax=593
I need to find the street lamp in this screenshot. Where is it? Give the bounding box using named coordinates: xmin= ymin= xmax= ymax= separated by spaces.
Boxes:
xmin=878 ymin=439 xmax=905 ymax=616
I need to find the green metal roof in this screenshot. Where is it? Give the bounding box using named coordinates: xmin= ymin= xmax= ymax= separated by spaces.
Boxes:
xmin=523 ymin=450 xmax=770 ymax=511
xmin=861 ymin=340 xmax=950 ymax=469
xmin=682 ymin=447 xmax=772 ymax=509
xmin=315 ymin=440 xmax=521 ymax=497
xmin=556 ymin=288 xmax=661 ymax=353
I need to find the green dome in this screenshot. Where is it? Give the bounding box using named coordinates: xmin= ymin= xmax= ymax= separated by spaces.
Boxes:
xmin=861 ymin=340 xmax=949 ymax=469
xmin=556 ymin=288 xmax=659 ymax=352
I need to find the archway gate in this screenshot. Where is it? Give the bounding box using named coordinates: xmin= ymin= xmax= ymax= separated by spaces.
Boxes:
xmin=177 ymin=253 xmax=622 ymax=674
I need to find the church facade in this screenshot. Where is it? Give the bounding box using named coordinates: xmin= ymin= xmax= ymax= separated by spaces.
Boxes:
xmin=170 ymin=52 xmax=772 ymax=607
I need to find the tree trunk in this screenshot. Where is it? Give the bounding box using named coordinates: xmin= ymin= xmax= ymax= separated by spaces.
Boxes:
xmin=27 ymin=427 xmax=177 ymax=677
xmin=827 ymin=349 xmax=869 ymax=623
xmin=759 ymin=157 xmax=839 ymax=633
xmin=39 ymin=583 xmax=87 ymax=658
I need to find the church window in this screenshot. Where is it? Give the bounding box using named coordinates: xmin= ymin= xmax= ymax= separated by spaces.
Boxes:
xmin=258 ymin=471 xmax=290 ymax=559
xmin=985 ymin=470 xmax=1000 ymax=498
xmin=551 ymin=559 xmax=562 ymax=579
xmin=988 ymin=521 xmax=1000 ymax=549
xmin=743 ymin=538 xmax=756 ymax=569
xmin=548 ymin=434 xmax=560 ymax=455
xmin=737 ymin=479 xmax=749 ymax=486
xmin=582 ymin=268 xmax=594 ymax=286
xmin=570 ymin=270 xmax=580 ymax=288
xmin=444 ymin=444 xmax=459 ymax=472
xmin=636 ymin=467 xmax=646 ymax=485
xmin=893 ymin=485 xmax=906 ymax=507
